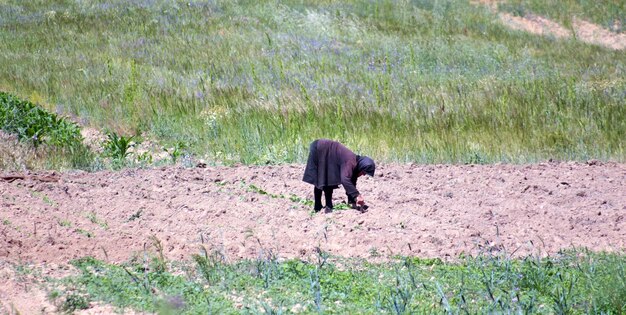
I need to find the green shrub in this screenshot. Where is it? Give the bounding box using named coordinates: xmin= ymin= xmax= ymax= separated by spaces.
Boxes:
xmin=0 ymin=91 xmax=83 ymax=148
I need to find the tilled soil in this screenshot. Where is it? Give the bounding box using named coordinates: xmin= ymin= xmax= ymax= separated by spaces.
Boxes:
xmin=1 ymin=162 xmax=624 ymax=265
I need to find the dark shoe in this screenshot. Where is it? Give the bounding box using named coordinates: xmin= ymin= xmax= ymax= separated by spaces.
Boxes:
xmin=323 ymin=206 xmax=333 ymax=214
xmin=358 ymin=204 xmax=369 ymax=213
xmin=314 ymin=206 xmax=323 ymax=212
xmin=351 ymin=203 xmax=368 ymax=213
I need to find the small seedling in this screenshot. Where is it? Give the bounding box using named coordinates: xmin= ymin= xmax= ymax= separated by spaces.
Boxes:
xmin=30 ymin=190 xmax=57 ymax=206
xmin=333 ymin=203 xmax=351 ymax=210
xmin=289 ymin=194 xmax=314 ymax=207
xmin=165 ymin=141 xmax=186 ymax=163
xmin=103 ymin=132 xmax=135 ymax=160
xmin=127 ymin=209 xmax=143 ymax=221
xmin=136 ymin=151 xmax=153 ymax=165
xmin=248 ymin=184 xmax=268 ymax=195
xmin=75 ymin=228 xmax=93 ymax=238
xmin=85 ymin=212 xmax=108 ymax=229
xmin=369 ymin=247 xmax=380 ymax=258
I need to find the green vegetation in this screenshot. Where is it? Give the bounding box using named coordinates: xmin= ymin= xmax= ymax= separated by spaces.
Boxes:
xmin=0 ymin=91 xmax=92 ymax=169
xmin=102 ymin=132 xmax=135 ymax=160
xmin=1 ymin=0 xmax=623 ymax=166
xmin=0 ymin=91 xmax=82 ymax=147
xmin=86 ymin=211 xmax=109 ymax=229
xmin=58 ymin=218 xmax=72 ymax=227
xmin=51 ymin=249 xmax=625 ymax=314
xmin=499 ymin=0 xmax=625 ymax=32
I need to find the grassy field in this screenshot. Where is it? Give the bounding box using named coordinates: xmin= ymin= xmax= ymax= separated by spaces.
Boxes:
xmin=37 ymin=249 xmax=624 ymax=314
xmin=498 ymin=0 xmax=625 ymax=32
xmin=1 ymin=0 xmax=624 ymax=166
xmin=1 ymin=2 xmax=625 ymax=313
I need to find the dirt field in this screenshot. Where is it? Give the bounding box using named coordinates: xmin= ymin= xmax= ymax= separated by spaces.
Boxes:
xmin=1 ymin=161 xmax=625 ymax=313
xmin=1 ymin=161 xmax=624 ymax=265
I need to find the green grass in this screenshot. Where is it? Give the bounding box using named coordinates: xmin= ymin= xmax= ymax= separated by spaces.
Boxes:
xmin=498 ymin=0 xmax=625 ymax=32
xmin=0 ymin=0 xmax=624 ymax=166
xmin=51 ymin=249 xmax=626 ymax=314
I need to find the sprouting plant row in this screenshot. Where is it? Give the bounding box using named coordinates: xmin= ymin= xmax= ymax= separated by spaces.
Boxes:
xmin=51 ymin=248 xmax=626 ymax=314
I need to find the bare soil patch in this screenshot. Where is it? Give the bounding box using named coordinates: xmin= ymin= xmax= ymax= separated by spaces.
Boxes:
xmin=473 ymin=0 xmax=626 ymax=50
xmin=0 ymin=162 xmax=625 ymax=313
xmin=1 ymin=162 xmax=624 ymax=265
xmin=499 ymin=13 xmax=626 ymax=50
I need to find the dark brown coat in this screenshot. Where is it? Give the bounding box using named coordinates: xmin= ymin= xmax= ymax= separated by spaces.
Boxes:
xmin=302 ymin=139 xmax=360 ymax=199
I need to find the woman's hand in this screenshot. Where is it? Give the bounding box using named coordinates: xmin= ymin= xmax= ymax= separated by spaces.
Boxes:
xmin=356 ymin=195 xmax=365 ymax=206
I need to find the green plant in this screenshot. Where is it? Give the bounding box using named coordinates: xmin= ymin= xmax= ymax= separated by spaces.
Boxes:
xmin=103 ymin=132 xmax=135 ymax=160
xmin=0 ymin=91 xmax=83 ymax=148
xmin=75 ymin=228 xmax=93 ymax=238
xmin=165 ymin=141 xmax=186 ymax=163
xmin=61 ymin=293 xmax=89 ymax=312
xmin=85 ymin=212 xmax=108 ymax=229
xmin=127 ymin=209 xmax=142 ymax=221
xmin=136 ymin=151 xmax=153 ymax=165
xmin=0 ymin=91 xmax=93 ymax=170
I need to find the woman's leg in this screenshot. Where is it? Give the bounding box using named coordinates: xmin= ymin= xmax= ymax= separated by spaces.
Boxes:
xmin=347 ymin=194 xmax=356 ymax=205
xmin=323 ymin=187 xmax=334 ymax=209
xmin=314 ymin=187 xmax=323 ymax=211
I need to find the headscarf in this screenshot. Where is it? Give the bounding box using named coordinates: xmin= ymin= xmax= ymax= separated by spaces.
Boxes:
xmin=356 ymin=155 xmax=376 ymax=177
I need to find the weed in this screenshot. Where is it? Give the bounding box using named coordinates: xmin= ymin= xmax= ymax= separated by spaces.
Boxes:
xmin=136 ymin=151 xmax=153 ymax=165
xmin=0 ymin=92 xmax=92 ymax=170
xmin=149 ymin=235 xmax=167 ymax=274
xmin=309 ymin=268 xmax=323 ymax=313
xmin=31 ymin=190 xmax=56 ymax=206
xmin=47 ymin=289 xmax=61 ymax=301
xmin=103 ymin=132 xmax=135 ymax=160
xmin=165 ymin=141 xmax=186 ymax=163
xmin=75 ymin=228 xmax=93 ymax=238
xmin=127 ymin=209 xmax=142 ymax=222
xmin=85 ymin=212 xmax=108 ymax=229
xmin=193 ymin=249 xmax=226 ymax=287
xmin=61 ymin=293 xmax=89 ymax=313
xmin=369 ymin=247 xmax=381 ymax=258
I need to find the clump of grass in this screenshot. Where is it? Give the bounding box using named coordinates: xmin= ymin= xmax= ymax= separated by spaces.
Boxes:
xmin=60 ymin=293 xmax=89 ymax=313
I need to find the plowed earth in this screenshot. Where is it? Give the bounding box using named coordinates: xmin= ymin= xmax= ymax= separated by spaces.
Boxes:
xmin=1 ymin=162 xmax=624 ymax=265
xmin=1 ymin=162 xmax=625 ymax=314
